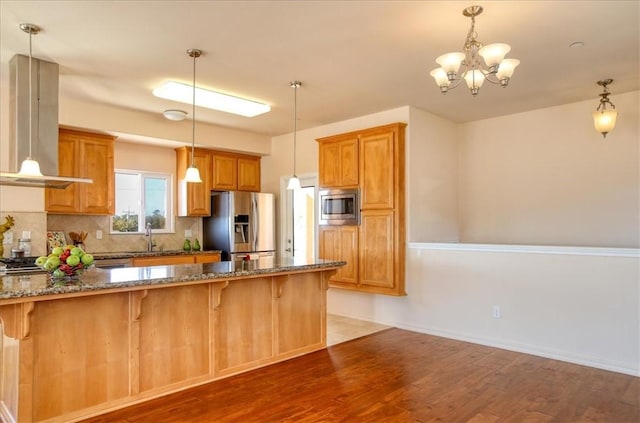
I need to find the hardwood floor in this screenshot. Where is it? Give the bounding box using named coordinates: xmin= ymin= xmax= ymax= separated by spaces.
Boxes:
xmin=81 ymin=328 xmax=639 ymax=423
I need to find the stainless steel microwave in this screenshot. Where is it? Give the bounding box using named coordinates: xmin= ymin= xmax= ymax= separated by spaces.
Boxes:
xmin=318 ymin=189 xmax=359 ymax=225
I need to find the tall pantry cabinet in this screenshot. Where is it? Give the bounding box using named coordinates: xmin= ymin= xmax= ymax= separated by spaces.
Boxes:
xmin=317 ymin=122 xmax=406 ymax=296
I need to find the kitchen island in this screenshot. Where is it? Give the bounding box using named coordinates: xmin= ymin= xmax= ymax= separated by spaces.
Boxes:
xmin=0 ymin=258 xmax=344 ymax=423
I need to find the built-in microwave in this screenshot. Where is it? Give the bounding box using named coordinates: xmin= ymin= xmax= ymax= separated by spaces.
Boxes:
xmin=318 ymin=189 xmax=359 ymax=225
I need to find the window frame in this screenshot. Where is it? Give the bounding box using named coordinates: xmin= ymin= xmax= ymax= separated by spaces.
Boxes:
xmin=110 ymin=169 xmax=174 ymax=234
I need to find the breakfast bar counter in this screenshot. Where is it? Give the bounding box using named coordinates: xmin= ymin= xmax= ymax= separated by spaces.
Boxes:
xmin=0 ymin=258 xmax=344 ymax=423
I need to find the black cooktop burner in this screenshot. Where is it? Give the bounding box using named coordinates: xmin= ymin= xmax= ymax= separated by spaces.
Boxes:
xmin=0 ymin=256 xmax=43 ymax=274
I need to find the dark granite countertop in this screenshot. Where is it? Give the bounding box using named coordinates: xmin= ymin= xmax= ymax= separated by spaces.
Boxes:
xmin=0 ymin=258 xmax=345 ymax=301
xmin=92 ymin=250 xmax=222 ymax=260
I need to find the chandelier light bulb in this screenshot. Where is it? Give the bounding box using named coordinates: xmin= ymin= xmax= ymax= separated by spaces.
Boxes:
xmin=435 ymin=52 xmax=465 ymax=76
xmin=479 ymin=43 xmax=511 ymax=69
xmin=496 ymin=58 xmax=520 ymax=84
xmin=464 ymin=69 xmax=485 ymax=95
xmin=430 ymin=68 xmax=451 ymax=90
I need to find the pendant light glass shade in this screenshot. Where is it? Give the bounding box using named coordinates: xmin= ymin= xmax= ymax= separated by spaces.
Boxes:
xmin=286 ymin=176 xmax=301 ymax=190
xmin=184 ymin=166 xmax=202 ymax=183
xmin=287 ymin=81 xmax=302 ymax=190
xmin=18 ymin=157 xmax=43 ymax=177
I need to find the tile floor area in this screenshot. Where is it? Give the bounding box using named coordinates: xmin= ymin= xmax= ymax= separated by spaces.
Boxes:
xmin=326 ymin=314 xmax=391 ymax=346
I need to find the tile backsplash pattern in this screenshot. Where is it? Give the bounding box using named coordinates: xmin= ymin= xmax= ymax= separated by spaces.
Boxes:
xmin=1 ymin=211 xmax=48 ymax=258
xmin=47 ymin=214 xmax=201 ymax=254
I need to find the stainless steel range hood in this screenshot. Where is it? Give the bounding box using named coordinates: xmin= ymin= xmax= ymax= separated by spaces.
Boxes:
xmin=0 ymin=54 xmax=92 ymax=189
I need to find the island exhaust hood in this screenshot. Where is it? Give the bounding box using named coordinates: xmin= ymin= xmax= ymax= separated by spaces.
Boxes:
xmin=0 ymin=53 xmax=92 ymax=189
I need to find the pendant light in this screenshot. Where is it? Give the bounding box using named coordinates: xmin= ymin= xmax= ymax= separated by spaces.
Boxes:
xmin=17 ymin=23 xmax=43 ymax=177
xmin=287 ymin=81 xmax=302 ymax=190
xmin=592 ymin=79 xmax=618 ymax=138
xmin=184 ymin=49 xmax=202 ymax=183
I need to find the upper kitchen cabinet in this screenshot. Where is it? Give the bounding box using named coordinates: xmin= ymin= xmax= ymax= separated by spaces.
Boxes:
xmin=45 ymin=128 xmax=115 ymax=215
xmin=317 ymin=136 xmax=358 ymax=188
xmin=176 ymin=147 xmax=212 ymax=216
xmin=211 ymin=151 xmax=261 ymax=192
xmin=359 ymin=125 xmax=402 ymax=210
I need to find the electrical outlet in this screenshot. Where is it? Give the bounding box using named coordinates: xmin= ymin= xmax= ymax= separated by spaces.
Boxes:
xmin=3 ymin=231 xmax=13 ymax=245
xmin=22 ymin=231 xmax=31 ymax=239
xmin=96 ymin=230 xmax=103 ymax=240
xmin=492 ymin=305 xmax=502 ymax=319
xmin=185 ymin=229 xmax=193 ymax=237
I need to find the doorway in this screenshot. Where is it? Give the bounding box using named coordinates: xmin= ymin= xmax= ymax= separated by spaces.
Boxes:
xmin=280 ymin=174 xmax=318 ymax=260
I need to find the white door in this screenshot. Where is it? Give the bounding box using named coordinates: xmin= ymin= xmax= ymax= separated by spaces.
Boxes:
xmin=280 ymin=174 xmax=318 ymax=260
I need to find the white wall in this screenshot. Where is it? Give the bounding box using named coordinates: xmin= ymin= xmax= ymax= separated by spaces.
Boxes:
xmin=458 ymin=90 xmax=640 ymax=248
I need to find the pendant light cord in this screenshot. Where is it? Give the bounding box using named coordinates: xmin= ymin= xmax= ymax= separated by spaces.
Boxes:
xmin=293 ymin=83 xmax=297 ymax=176
xmin=28 ymin=28 xmax=33 ymax=158
xmin=191 ymin=51 xmax=196 ymax=168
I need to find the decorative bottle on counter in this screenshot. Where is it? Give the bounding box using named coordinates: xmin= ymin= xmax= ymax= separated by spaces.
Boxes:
xmin=183 ymin=239 xmax=191 ymax=251
xmin=192 ymin=239 xmax=200 ymax=251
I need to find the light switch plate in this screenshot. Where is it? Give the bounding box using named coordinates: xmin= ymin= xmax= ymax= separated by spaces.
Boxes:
xmin=3 ymin=231 xmax=13 ymax=245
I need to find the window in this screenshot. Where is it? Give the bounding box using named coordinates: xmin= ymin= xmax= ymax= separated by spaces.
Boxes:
xmin=111 ymin=170 xmax=173 ymax=233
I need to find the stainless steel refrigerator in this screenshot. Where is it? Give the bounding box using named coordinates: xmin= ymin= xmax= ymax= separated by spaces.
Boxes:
xmin=203 ymin=191 xmax=275 ymax=265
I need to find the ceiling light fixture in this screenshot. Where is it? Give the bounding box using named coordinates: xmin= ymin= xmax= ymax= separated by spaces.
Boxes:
xmin=430 ymin=5 xmax=519 ymax=96
xmin=163 ymin=109 xmax=187 ymax=121
xmin=153 ymin=81 xmax=271 ymax=117
xmin=17 ymin=23 xmax=43 ymax=177
xmin=184 ymin=49 xmax=202 ymax=183
xmin=287 ymin=81 xmax=302 ymax=191
xmin=592 ymin=79 xmax=618 ymax=138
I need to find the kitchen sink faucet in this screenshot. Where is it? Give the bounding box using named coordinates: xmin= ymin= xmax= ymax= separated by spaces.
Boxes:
xmin=145 ymin=222 xmax=154 ymax=252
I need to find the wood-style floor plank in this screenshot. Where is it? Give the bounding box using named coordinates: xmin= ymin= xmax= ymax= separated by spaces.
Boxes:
xmin=81 ymin=328 xmax=639 ymax=423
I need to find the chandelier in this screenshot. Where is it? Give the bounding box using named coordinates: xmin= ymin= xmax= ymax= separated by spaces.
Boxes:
xmin=430 ymin=5 xmax=519 ymax=96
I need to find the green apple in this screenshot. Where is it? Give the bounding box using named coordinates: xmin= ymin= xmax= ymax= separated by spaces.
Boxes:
xmin=66 ymin=255 xmax=81 ymax=267
xmin=70 ymin=247 xmax=84 ymax=257
xmin=35 ymin=256 xmax=48 ymax=266
xmin=81 ymin=254 xmax=94 ymax=266
xmin=52 ymin=269 xmax=65 ymax=278
xmin=51 ymin=246 xmax=64 ymax=256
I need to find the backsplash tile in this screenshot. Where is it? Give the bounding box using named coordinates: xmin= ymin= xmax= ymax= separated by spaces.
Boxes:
xmin=46 ymin=214 xmax=201 ymax=254
xmin=0 ymin=211 xmax=47 ymax=258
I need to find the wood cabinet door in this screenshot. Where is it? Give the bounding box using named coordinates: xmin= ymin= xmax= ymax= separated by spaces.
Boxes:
xmin=319 ymin=138 xmax=358 ymax=188
xmin=45 ymin=134 xmax=80 ymax=213
xmin=319 ymin=225 xmax=358 ymax=286
xmin=80 ymin=136 xmax=114 ymax=214
xmin=211 ymin=153 xmax=237 ymax=191
xmin=359 ymin=130 xmax=394 ymax=209
xmin=319 ymin=142 xmax=340 ymax=187
xmin=358 ymin=209 xmax=394 ymax=290
xmin=131 ymin=255 xmax=194 ymax=267
xmin=237 ymin=155 xmax=260 ymax=192
xmin=186 ymin=150 xmax=212 ymax=216
xmin=194 ymin=253 xmax=221 ymax=263
xmin=339 ymin=139 xmax=359 ymax=187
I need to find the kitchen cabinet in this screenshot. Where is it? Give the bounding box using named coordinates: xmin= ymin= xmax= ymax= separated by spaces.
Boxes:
xmin=317 ymin=136 xmax=358 ymax=188
xmin=317 ymin=122 xmax=406 ymax=296
xmin=45 ymin=128 xmax=115 ymax=215
xmin=131 ymin=252 xmax=221 ymax=267
xmin=318 ymin=225 xmax=358 ymax=287
xmin=211 ymin=152 xmax=261 ymax=192
xmin=176 ymin=147 xmax=212 ymax=216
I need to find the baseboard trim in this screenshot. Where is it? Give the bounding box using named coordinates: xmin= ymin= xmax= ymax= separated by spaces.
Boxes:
xmin=329 ymin=311 xmax=640 ymax=377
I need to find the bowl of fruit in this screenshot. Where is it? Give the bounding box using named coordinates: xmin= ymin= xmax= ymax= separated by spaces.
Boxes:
xmin=36 ymin=245 xmax=94 ymax=281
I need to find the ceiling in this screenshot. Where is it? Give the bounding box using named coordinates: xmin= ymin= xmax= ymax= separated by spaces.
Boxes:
xmin=1 ymin=1 xmax=638 ymax=138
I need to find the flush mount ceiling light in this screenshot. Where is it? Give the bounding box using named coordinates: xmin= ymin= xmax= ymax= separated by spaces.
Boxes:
xmin=430 ymin=5 xmax=520 ymax=96
xmin=184 ymin=49 xmax=202 ymax=183
xmin=153 ymin=81 xmax=270 ymax=117
xmin=592 ymin=79 xmax=618 ymax=138
xmin=163 ymin=109 xmax=187 ymax=121
xmin=17 ymin=23 xmax=43 ymax=177
xmin=287 ymin=81 xmax=302 ymax=191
